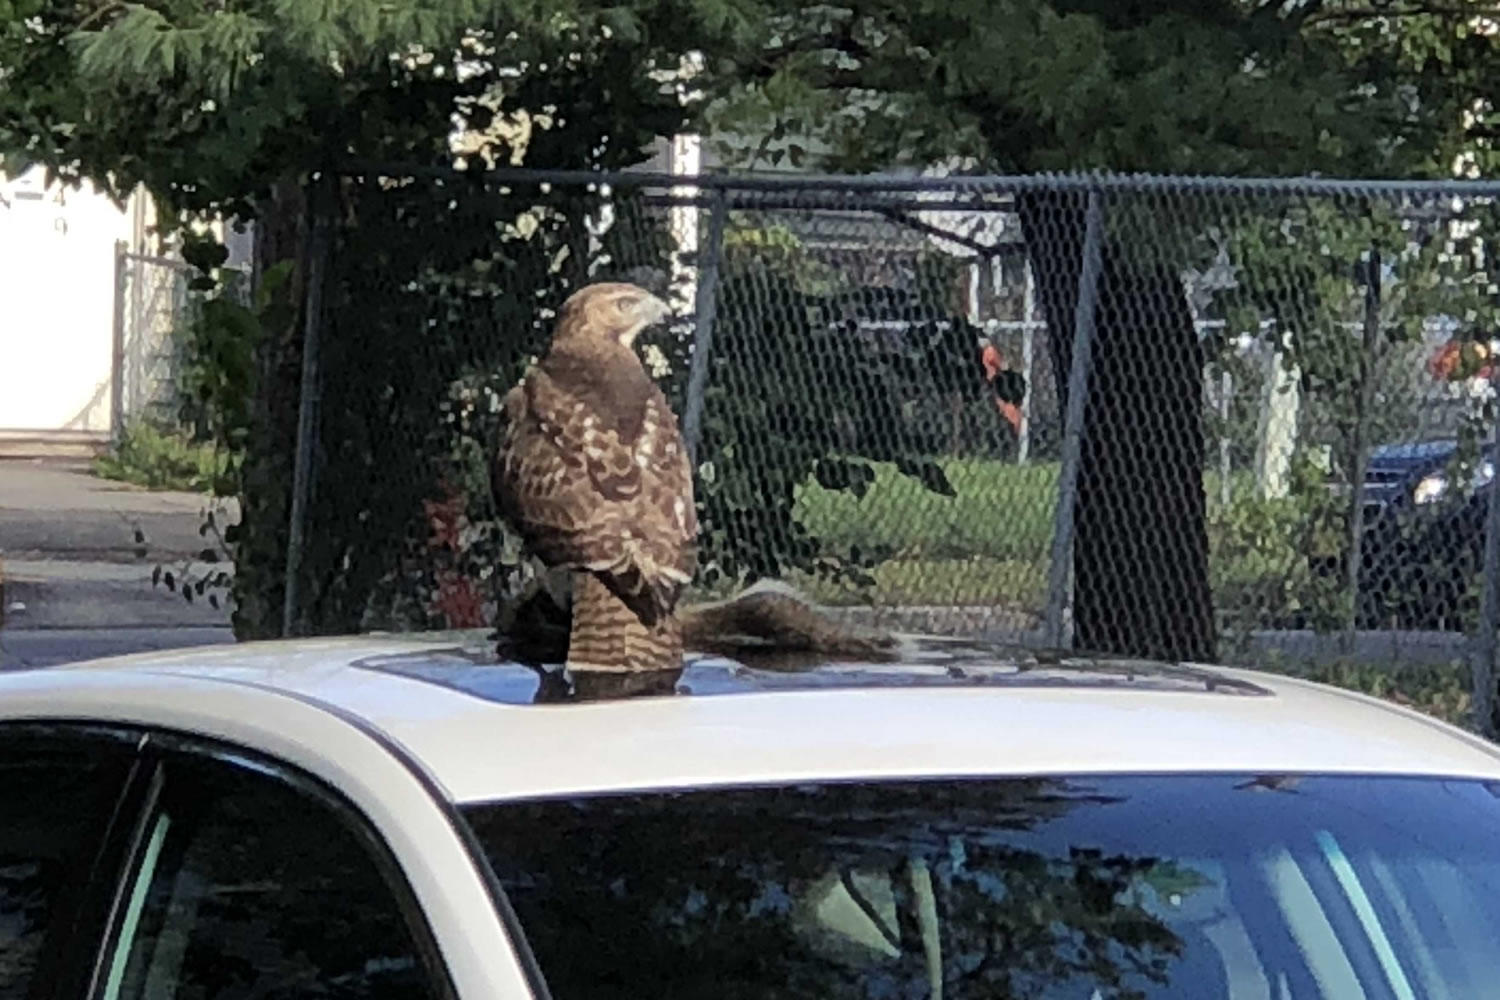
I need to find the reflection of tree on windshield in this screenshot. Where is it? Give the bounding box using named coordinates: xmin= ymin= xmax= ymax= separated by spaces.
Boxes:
xmin=0 ymin=861 xmax=52 ymax=994
xmin=472 ymin=779 xmax=1201 ymax=1000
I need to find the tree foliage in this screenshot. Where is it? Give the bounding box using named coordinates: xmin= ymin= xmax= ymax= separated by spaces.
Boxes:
xmin=3 ymin=0 xmax=1022 ymax=636
xmin=695 ymin=0 xmax=1500 ymax=660
xmin=0 ymin=0 xmax=755 ymax=636
xmin=10 ymin=0 xmax=1500 ymax=652
xmin=699 ymin=1 xmax=1443 ymax=176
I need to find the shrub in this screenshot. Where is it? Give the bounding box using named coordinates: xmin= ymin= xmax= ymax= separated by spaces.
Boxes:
xmin=1208 ymin=456 xmax=1347 ymax=640
xmin=93 ymin=420 xmax=229 ymax=494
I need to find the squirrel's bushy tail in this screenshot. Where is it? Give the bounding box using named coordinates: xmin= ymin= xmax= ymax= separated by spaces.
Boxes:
xmin=679 ymin=579 xmax=899 ymax=661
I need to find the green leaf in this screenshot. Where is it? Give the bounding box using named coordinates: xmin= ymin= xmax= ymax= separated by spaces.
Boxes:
xmin=182 ymin=237 xmax=229 ymax=273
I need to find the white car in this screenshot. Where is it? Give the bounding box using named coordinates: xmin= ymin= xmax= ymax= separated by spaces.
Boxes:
xmin=4 ymin=633 xmax=1500 ymax=1000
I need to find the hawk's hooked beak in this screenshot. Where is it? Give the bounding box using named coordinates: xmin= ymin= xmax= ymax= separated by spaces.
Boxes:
xmin=620 ymin=293 xmax=673 ymax=348
xmin=641 ymin=293 xmax=671 ymax=327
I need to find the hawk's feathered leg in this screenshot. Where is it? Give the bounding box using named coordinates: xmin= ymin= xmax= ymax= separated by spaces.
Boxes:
xmin=567 ymin=571 xmax=682 ymax=673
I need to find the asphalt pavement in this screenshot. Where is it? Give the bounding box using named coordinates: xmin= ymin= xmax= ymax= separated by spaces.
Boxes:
xmin=1 ymin=459 xmax=237 ymax=668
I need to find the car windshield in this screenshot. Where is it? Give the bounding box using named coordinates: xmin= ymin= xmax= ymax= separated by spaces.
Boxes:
xmin=462 ymin=773 xmax=1500 ymax=1000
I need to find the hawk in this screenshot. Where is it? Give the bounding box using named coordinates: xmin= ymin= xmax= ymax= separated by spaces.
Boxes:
xmin=493 ymin=282 xmax=698 ymax=674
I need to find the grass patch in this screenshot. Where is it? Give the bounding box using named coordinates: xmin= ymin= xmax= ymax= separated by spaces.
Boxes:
xmin=791 ymin=457 xmax=1344 ymax=629
xmin=796 ymin=459 xmax=1059 ymax=563
xmin=793 ymin=459 xmax=1056 ymax=612
xmin=93 ymin=421 xmax=228 ymax=494
xmin=796 ymin=557 xmax=1048 ymax=609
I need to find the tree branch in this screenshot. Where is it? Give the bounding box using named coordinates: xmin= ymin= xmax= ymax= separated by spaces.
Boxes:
xmin=76 ymin=0 xmax=152 ymax=31
xmin=742 ymin=12 xmax=879 ymax=84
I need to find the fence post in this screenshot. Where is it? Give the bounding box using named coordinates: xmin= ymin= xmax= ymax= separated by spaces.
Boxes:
xmin=110 ymin=241 xmax=129 ymax=442
xmin=1219 ymin=370 xmax=1233 ymax=508
xmin=681 ymin=187 xmax=727 ymax=468
xmin=1043 ymin=187 xmax=1105 ymax=650
xmin=1018 ymin=259 xmax=1036 ymax=465
xmin=1474 ymin=398 xmax=1500 ymax=737
xmin=1342 ymin=246 xmax=1381 ymax=654
xmin=281 ymin=175 xmax=332 ymax=638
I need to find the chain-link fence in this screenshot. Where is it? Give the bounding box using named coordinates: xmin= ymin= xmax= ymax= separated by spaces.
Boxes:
xmin=111 ymin=245 xmax=249 ymax=436
xmin=276 ymin=165 xmax=1500 ymax=705
xmin=113 ymin=248 xmax=191 ymax=430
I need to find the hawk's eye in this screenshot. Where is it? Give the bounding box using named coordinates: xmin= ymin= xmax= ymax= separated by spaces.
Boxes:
xmin=615 ymin=296 xmax=639 ymax=314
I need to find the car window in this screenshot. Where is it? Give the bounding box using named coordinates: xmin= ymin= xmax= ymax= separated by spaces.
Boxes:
xmin=0 ymin=727 xmax=136 ymax=1000
xmin=100 ymin=751 xmax=449 ymax=1000
xmin=464 ymin=774 xmax=1500 ymax=1000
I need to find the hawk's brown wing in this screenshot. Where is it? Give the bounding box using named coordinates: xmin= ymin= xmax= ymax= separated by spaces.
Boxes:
xmin=494 ymin=365 xmax=697 ymax=623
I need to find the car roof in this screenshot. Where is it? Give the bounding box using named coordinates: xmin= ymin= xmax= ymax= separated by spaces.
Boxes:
xmin=6 ymin=632 xmax=1499 ymax=804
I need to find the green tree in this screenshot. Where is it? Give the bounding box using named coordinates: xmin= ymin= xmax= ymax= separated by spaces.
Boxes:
xmin=0 ymin=0 xmax=756 ymax=637
xmin=698 ymin=0 xmax=1500 ymax=662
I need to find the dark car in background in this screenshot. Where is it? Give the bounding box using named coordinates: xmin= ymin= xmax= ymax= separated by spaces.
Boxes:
xmin=1349 ymin=439 xmax=1494 ymax=629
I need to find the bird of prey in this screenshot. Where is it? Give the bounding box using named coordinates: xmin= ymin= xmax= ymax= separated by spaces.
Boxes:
xmin=493 ymin=282 xmax=698 ymax=674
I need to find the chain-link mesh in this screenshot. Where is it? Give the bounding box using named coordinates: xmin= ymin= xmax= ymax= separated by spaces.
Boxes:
xmin=299 ymin=166 xmax=1500 ymax=668
xmin=118 ymin=252 xmax=193 ymax=425
xmin=118 ymin=251 xmax=251 ymax=430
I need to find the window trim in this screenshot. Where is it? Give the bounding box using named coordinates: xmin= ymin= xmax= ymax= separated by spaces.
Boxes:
xmin=218 ymin=684 xmax=557 ymax=1000
xmin=84 ymin=728 xmax=461 ymax=1000
xmin=0 ymin=721 xmax=150 ymax=1000
xmin=85 ymin=763 xmax=165 ymax=1000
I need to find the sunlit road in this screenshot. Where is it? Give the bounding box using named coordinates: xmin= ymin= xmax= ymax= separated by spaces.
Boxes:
xmin=1 ymin=460 xmax=235 ymax=668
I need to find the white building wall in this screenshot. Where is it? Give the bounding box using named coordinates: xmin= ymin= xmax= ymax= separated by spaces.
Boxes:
xmin=0 ymin=166 xmax=152 ymax=435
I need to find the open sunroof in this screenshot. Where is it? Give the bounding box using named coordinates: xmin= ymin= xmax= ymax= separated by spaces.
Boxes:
xmin=348 ymin=636 xmax=1273 ymax=705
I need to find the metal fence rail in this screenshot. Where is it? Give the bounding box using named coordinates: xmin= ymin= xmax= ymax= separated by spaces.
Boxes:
xmin=276 ymin=164 xmax=1500 ymax=728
